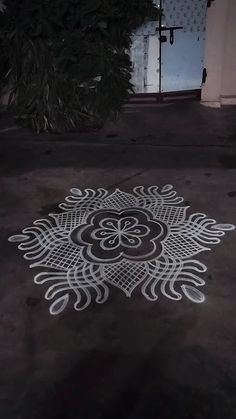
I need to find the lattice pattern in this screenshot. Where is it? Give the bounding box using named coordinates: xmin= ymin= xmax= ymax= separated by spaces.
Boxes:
xmin=9 ymin=185 xmax=235 ymax=315
xmin=104 ymin=260 xmax=148 ymax=296
xmin=32 ymin=243 xmax=83 ymax=270
xmin=52 ymin=210 xmax=88 ymax=232
xmin=149 ymin=204 xmax=188 ymax=226
xmin=101 ymin=190 xmax=138 ymax=210
xmin=163 ymin=233 xmax=207 ymax=259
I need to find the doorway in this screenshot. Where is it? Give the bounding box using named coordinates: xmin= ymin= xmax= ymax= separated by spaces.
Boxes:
xmin=130 ymin=0 xmax=207 ymax=100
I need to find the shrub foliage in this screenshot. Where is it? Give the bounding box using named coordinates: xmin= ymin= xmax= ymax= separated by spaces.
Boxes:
xmin=0 ymin=0 xmax=158 ymax=132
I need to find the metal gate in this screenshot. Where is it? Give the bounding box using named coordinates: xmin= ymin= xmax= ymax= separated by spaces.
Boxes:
xmin=130 ymin=0 xmax=208 ymax=99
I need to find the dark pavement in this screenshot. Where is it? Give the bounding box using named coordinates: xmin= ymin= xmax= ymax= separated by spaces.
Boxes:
xmin=0 ymin=102 xmax=236 ymax=419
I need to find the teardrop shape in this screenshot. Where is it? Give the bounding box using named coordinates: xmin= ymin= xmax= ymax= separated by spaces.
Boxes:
xmin=161 ymin=184 xmax=173 ymax=193
xmin=70 ymin=188 xmax=82 ymax=196
xmin=213 ymin=224 xmax=235 ymax=231
xmin=181 ymin=285 xmax=205 ymax=304
xmin=49 ymin=294 xmax=69 ymax=315
xmin=8 ymin=234 xmax=29 ymax=243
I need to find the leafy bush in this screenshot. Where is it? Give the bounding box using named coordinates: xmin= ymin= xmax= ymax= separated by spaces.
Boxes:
xmin=0 ymin=0 xmax=158 ymax=133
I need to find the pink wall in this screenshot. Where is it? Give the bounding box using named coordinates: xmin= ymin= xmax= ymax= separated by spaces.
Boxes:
xmin=202 ymin=0 xmax=236 ymax=106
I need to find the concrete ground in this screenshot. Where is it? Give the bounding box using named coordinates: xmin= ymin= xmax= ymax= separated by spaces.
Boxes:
xmin=0 ymin=102 xmax=236 ymax=419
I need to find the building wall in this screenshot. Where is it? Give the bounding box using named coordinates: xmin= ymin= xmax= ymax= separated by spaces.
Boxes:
xmin=221 ymin=0 xmax=236 ymax=102
xmin=202 ymin=0 xmax=236 ymax=106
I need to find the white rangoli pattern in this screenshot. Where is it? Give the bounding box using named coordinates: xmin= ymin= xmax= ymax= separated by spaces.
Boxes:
xmin=9 ymin=185 xmax=235 ymax=315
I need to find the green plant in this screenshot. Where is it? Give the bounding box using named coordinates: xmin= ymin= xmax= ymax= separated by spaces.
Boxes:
xmin=1 ymin=0 xmax=158 ymax=133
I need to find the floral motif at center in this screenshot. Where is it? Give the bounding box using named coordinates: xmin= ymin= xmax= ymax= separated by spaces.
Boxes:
xmin=70 ymin=208 xmax=167 ymax=263
xmin=8 ymin=186 xmax=235 ymax=315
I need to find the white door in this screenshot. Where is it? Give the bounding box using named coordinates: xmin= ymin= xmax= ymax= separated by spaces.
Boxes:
xmin=130 ymin=8 xmax=160 ymax=93
xmin=161 ymin=0 xmax=207 ymax=92
xmin=130 ymin=0 xmax=207 ymax=95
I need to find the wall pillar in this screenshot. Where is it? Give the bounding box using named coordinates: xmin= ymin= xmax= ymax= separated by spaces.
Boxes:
xmin=202 ymin=0 xmax=236 ymax=107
